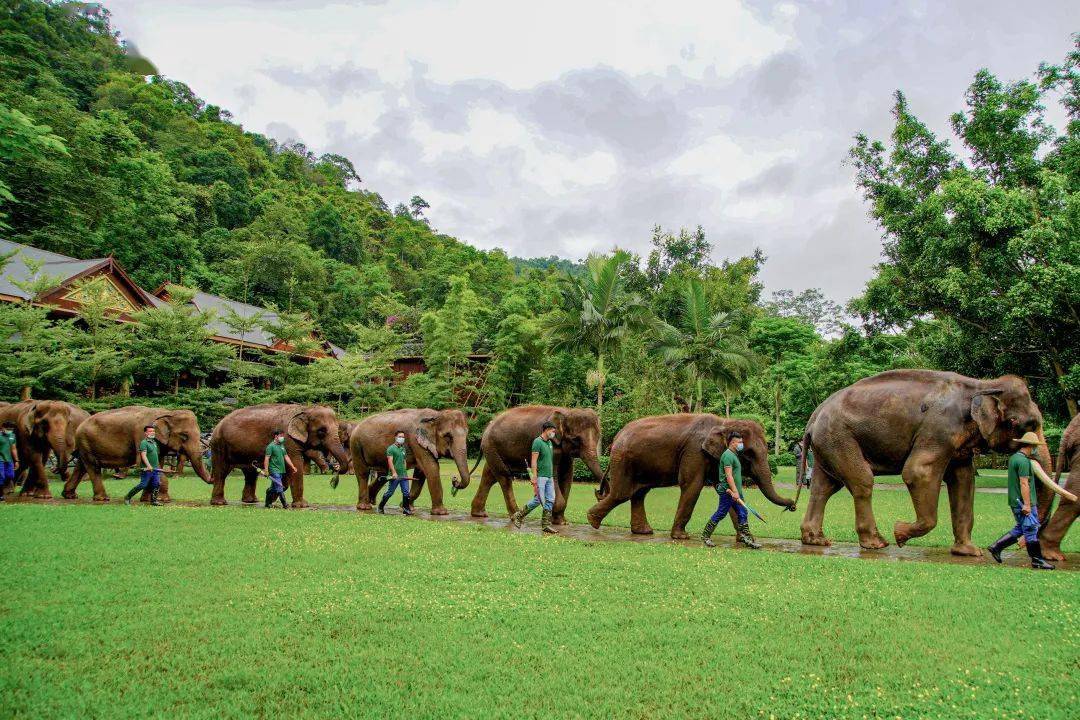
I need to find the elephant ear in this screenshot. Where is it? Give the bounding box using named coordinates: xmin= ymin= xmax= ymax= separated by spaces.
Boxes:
xmin=21 ymin=403 xmax=38 ymax=436
xmin=287 ymin=411 xmax=309 ymax=445
xmin=971 ymin=391 xmax=1004 ymax=440
xmin=700 ymin=427 xmax=727 ymax=459
xmin=152 ymin=415 xmax=174 ymax=446
xmin=415 ymin=415 xmax=439 ymax=458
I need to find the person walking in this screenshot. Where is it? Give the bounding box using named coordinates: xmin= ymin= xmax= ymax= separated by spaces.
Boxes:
xmin=124 ymin=425 xmax=163 ymax=506
xmin=510 ymin=421 xmax=559 ymax=534
xmin=701 ymin=431 xmax=761 ymax=549
xmin=986 ymin=432 xmax=1054 ymax=570
xmin=264 ymin=429 xmax=295 ymax=508
xmin=379 ymin=430 xmax=412 ymax=515
xmin=0 ymin=421 xmax=19 ymax=501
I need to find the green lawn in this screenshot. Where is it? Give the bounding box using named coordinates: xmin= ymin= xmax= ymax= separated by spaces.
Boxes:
xmin=0 ymin=465 xmax=1074 ymax=719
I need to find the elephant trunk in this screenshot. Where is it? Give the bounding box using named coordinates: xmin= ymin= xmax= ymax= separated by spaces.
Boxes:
xmin=581 ymin=443 xmax=605 ymax=484
xmin=451 ymin=447 xmax=471 ymax=490
xmin=754 ymin=458 xmax=797 ymax=509
xmin=49 ymin=432 xmax=71 ymax=477
xmin=186 ymin=443 xmax=213 ymax=485
xmin=328 ymin=436 xmax=351 ymax=474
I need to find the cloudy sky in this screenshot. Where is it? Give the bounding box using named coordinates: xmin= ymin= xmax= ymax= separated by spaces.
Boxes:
xmin=104 ymin=0 xmax=1077 ymax=302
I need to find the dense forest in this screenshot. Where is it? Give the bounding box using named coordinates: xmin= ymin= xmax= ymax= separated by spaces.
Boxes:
xmin=0 ymin=1 xmax=1076 ymax=457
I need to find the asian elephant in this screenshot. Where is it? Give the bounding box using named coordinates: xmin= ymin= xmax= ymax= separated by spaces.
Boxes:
xmin=799 ymin=370 xmax=1051 ymax=556
xmin=0 ymin=400 xmax=89 ymax=498
xmin=209 ymin=404 xmax=351 ymax=508
xmin=469 ymin=405 xmax=603 ymax=524
xmin=586 ymin=414 xmax=796 ymax=539
xmin=305 ymin=421 xmax=355 ymax=474
xmin=349 ymin=408 xmax=471 ymax=514
xmin=64 ymin=406 xmax=212 ymax=503
xmin=1041 ymin=412 xmax=1079 ymax=561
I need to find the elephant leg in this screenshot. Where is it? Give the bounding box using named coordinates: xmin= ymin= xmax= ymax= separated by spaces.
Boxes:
xmin=210 ymin=463 xmax=229 ymax=506
xmin=288 ymin=461 xmax=308 ymax=508
xmin=240 ymin=467 xmax=259 ymax=504
xmin=369 ymin=475 xmax=388 ymax=505
xmin=1040 ymin=470 xmax=1077 ymax=562
xmin=62 ymin=462 xmax=85 ymax=499
xmin=800 ymin=469 xmax=843 ymax=546
xmin=629 ymin=487 xmax=653 ymax=535
xmin=87 ymin=463 xmax=110 ymax=502
xmin=586 ymin=464 xmax=633 ymax=529
xmin=943 ymin=462 xmax=981 ymax=556
xmin=497 ymin=474 xmax=519 ymax=517
xmin=413 ymin=457 xmax=447 ymax=515
xmin=893 ymin=450 xmax=947 ymax=549
xmin=552 ymin=464 xmax=573 ymax=525
xmin=26 ymin=454 xmax=52 ymax=499
xmin=470 ymin=465 xmax=499 ymax=517
xmin=354 ymin=460 xmax=372 ymax=511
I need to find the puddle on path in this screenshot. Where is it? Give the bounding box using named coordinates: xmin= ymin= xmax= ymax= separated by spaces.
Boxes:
xmin=9 ymin=494 xmax=1073 ymax=571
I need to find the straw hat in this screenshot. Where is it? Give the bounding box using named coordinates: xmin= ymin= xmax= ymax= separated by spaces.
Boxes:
xmin=1012 ymin=432 xmax=1041 ymax=446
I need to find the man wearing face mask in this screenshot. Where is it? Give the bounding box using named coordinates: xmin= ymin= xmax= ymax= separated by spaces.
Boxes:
xmin=124 ymin=425 xmax=163 ymax=506
xmin=701 ymin=431 xmax=761 ymax=549
xmin=264 ymin=429 xmax=295 ymax=508
xmin=510 ymin=421 xmax=559 ymax=533
xmin=380 ymin=430 xmax=413 ymax=515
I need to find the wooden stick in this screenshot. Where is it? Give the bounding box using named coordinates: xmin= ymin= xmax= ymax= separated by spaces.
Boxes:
xmin=1032 ymin=460 xmax=1078 ymax=503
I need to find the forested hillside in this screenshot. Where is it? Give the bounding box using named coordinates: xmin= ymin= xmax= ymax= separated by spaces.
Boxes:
xmin=0 ymin=1 xmax=1075 ymax=452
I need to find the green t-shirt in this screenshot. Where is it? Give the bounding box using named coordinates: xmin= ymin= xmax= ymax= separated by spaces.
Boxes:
xmin=265 ymin=441 xmax=287 ymax=475
xmin=0 ymin=431 xmax=14 ymax=463
xmin=532 ymin=436 xmax=554 ymax=478
xmin=720 ymin=448 xmax=744 ymax=498
xmin=1007 ymin=451 xmax=1033 ymax=510
xmin=386 ymin=443 xmax=407 ymax=477
xmin=140 ymin=438 xmax=160 ymax=470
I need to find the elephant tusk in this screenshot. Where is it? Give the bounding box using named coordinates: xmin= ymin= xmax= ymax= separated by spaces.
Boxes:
xmin=1032 ymin=460 xmax=1078 ymax=503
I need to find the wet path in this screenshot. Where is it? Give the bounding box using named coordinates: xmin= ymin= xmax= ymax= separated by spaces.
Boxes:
xmin=9 ymin=493 xmax=1074 ymax=571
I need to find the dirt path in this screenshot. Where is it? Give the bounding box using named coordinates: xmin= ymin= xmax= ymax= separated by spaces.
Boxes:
xmin=8 ymin=494 xmax=1074 ymax=571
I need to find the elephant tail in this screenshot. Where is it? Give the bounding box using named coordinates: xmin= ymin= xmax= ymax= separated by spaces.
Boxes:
xmin=469 ymin=450 xmax=484 ymax=477
xmin=794 ymin=429 xmax=811 ymax=507
xmin=1054 ymin=442 xmax=1068 ymax=484
xmin=594 ymin=466 xmax=610 ymax=500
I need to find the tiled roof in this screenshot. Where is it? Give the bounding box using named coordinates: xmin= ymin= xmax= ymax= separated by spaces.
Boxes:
xmin=0 ymin=239 xmax=103 ymax=299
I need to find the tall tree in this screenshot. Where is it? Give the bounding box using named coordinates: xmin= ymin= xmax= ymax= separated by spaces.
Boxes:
xmin=750 ymin=315 xmax=818 ymax=455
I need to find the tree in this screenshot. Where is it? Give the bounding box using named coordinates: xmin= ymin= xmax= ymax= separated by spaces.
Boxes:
xmin=0 ymin=104 xmax=68 ymax=228
xmin=651 ymin=278 xmax=756 ymax=413
xmin=767 ymin=288 xmax=846 ymax=337
xmin=409 ymin=195 xmax=430 ymax=218
xmin=420 ymin=275 xmax=481 ymax=402
xmin=750 ymin=315 xmax=818 ymax=455
xmin=546 ymin=252 xmax=654 ymax=449
xmin=260 ymin=308 xmax=320 ymax=389
xmin=850 ymin=46 xmax=1080 ymax=418
xmin=67 ymin=278 xmax=134 ymax=398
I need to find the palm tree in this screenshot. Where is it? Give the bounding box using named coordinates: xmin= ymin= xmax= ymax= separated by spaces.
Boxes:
xmin=651 ymin=278 xmax=756 ymax=414
xmin=545 ymin=252 xmax=653 ymax=449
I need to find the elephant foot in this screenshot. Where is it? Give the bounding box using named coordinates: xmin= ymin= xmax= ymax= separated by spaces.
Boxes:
xmin=93 ymin=495 xmax=109 ymax=503
xmin=356 ymin=502 xmax=373 ymax=511
xmin=291 ymin=499 xmax=310 ymax=509
xmin=859 ymin=535 xmax=889 ymax=550
xmin=585 ymin=511 xmax=602 ymax=529
xmin=552 ymin=515 xmax=567 ymax=526
xmin=430 ymin=506 xmax=450 ymax=516
xmin=61 ymin=490 xmax=78 ymax=500
xmin=240 ymin=497 xmax=258 ymax=504
xmin=801 ymin=529 xmax=831 ymax=547
xmin=35 ymin=489 xmax=53 ymax=500
xmin=631 ymin=525 xmax=654 ymax=535
xmin=210 ymin=497 xmax=227 ymax=506
xmin=949 ymin=542 xmax=982 ymax=558
xmin=158 ymin=494 xmax=171 ymax=504
xmin=470 ymin=510 xmax=489 ymax=518
xmin=670 ymin=529 xmax=690 ymax=540
xmin=1041 ymin=545 xmax=1065 ymax=562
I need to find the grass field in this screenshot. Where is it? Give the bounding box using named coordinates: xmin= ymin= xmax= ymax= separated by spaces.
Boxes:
xmin=0 ymin=466 xmax=1076 ymax=719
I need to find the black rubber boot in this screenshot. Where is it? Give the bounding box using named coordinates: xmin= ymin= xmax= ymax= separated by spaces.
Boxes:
xmin=1026 ymin=540 xmax=1055 ymax=570
xmin=401 ymin=500 xmax=413 ymax=516
xmin=377 ymin=494 xmax=388 ymax=514
xmin=986 ymin=533 xmax=1018 ymax=563
xmin=736 ymin=523 xmax=762 ymax=549
xmin=264 ymin=489 xmax=273 ymax=508
xmin=279 ymin=492 xmax=288 ymax=509
xmin=701 ymin=519 xmax=718 ymax=548
xmin=150 ymin=489 xmax=163 ymax=507
xmin=124 ymin=485 xmax=140 ymax=505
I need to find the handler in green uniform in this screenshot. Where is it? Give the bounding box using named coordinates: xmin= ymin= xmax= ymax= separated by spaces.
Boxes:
xmin=0 ymin=421 xmax=19 ymax=501
xmin=379 ymin=430 xmax=412 ymax=515
xmin=510 ymin=421 xmax=559 ymax=533
xmin=264 ymin=429 xmax=295 ymax=508
xmin=125 ymin=425 xmax=163 ymax=506
xmin=701 ymin=431 xmax=761 ymax=549
xmin=986 ymin=432 xmax=1054 ymax=569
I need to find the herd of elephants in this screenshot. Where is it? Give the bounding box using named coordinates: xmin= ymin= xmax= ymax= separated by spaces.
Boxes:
xmin=2 ymin=369 xmax=1077 ymax=561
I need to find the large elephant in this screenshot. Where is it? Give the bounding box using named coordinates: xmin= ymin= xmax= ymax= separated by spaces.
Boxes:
xmin=0 ymin=400 xmax=89 ymax=498
xmin=349 ymin=408 xmax=471 ymax=514
xmin=586 ymin=414 xmax=796 ymax=539
xmin=305 ymin=421 xmax=354 ymax=474
xmin=799 ymin=370 xmax=1050 ymax=556
xmin=469 ymin=405 xmax=603 ymax=524
xmin=1041 ymin=412 xmax=1079 ymax=561
xmin=64 ymin=406 xmax=212 ymax=502
xmin=209 ymin=404 xmax=351 ymax=508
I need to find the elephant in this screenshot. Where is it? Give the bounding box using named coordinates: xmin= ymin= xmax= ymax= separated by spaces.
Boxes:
xmin=586 ymin=414 xmax=796 ymax=539
xmin=0 ymin=400 xmax=90 ymax=498
xmin=799 ymin=370 xmax=1051 ymax=556
xmin=64 ymin=406 xmax=212 ymax=502
xmin=469 ymin=405 xmax=604 ymax=524
xmin=1040 ymin=412 xmax=1079 ymax=561
xmin=209 ymin=403 xmax=351 ymax=508
xmin=349 ymin=408 xmax=471 ymax=515
xmin=305 ymin=421 xmax=354 ymax=474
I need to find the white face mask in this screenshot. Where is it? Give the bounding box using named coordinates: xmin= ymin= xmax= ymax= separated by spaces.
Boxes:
xmin=735 ymin=442 xmax=745 ymax=452
xmin=276 ymin=436 xmax=284 ymax=444
xmin=395 ymin=437 xmax=405 ymax=445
